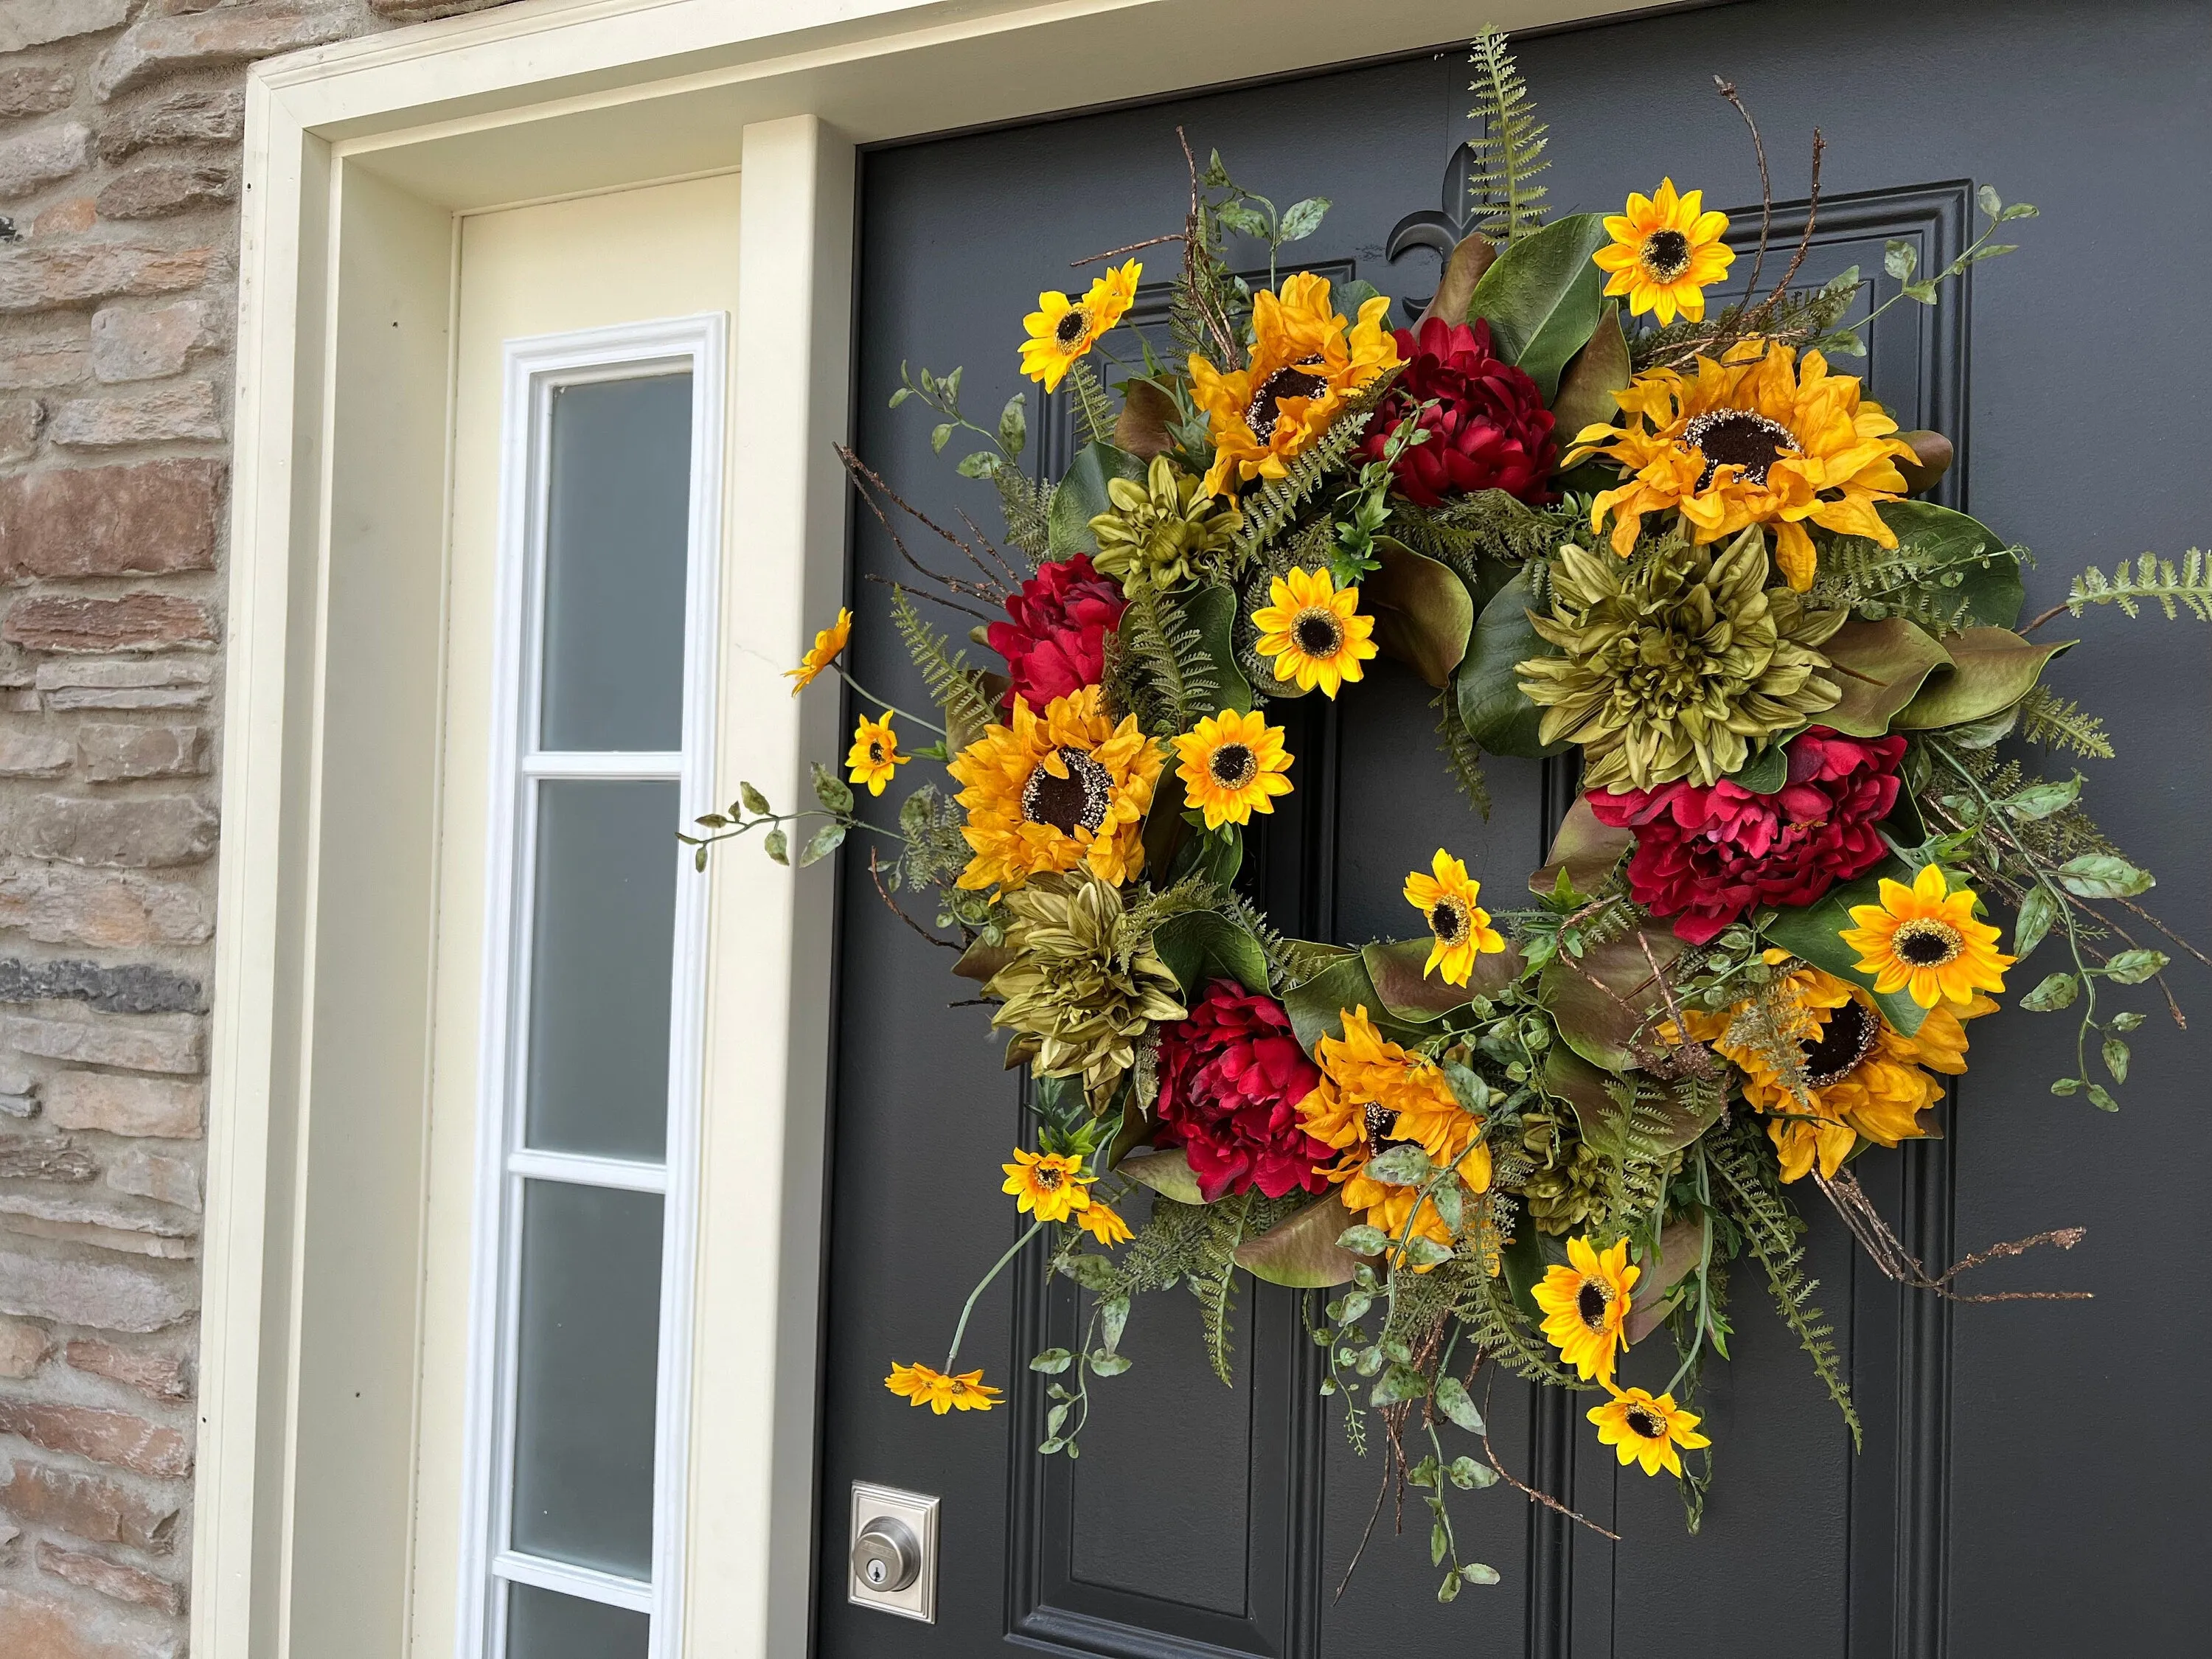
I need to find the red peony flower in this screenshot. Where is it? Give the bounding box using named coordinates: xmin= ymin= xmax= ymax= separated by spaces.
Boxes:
xmin=1153 ymin=980 xmax=1332 ymax=1202
xmin=987 ymin=553 xmax=1127 ymax=712
xmin=1357 ymin=318 xmax=1557 ymax=507
xmin=1587 ymin=727 xmax=1907 ymax=945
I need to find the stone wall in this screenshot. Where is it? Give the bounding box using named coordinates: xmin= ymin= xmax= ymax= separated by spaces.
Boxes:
xmin=0 ymin=2 xmax=511 ymax=1653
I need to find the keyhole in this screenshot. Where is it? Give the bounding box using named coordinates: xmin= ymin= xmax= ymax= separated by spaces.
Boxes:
xmin=867 ymin=1559 xmax=887 ymax=1586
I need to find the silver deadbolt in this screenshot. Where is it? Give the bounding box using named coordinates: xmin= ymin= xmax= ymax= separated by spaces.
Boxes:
xmin=852 ymin=1514 xmax=920 ymax=1591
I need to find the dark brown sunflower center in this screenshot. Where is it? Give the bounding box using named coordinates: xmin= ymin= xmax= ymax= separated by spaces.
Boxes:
xmin=1639 ymin=228 xmax=1693 ymax=280
xmin=1429 ymin=897 xmax=1470 ymax=947
xmin=1293 ymin=608 xmax=1343 ymax=658
xmin=1625 ymin=1405 xmax=1668 ymax=1439
xmin=1053 ymin=305 xmax=1090 ymax=346
xmin=1892 ymin=918 xmax=1964 ymax=967
xmin=1021 ymin=747 xmax=1114 ymax=835
xmin=1576 ymin=1278 xmax=1613 ymax=1330
xmin=1363 ymin=1102 xmax=1399 ymax=1144
xmin=1800 ymin=997 xmax=1879 ymax=1087
xmin=1208 ymin=742 xmax=1259 ymax=790
xmin=1684 ymin=408 xmax=1801 ymax=490
xmin=1033 ymin=1165 xmax=1062 ymax=1189
xmin=1246 ymin=355 xmax=1329 ymax=440
xmin=867 ymin=740 xmax=886 ymax=762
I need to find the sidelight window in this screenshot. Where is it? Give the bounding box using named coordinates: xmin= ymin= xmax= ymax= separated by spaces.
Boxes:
xmin=459 ymin=318 xmax=725 ymax=1659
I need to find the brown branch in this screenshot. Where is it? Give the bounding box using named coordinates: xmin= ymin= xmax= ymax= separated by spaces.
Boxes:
xmin=2020 ymin=601 xmax=2071 ymax=634
xmin=868 ymin=849 xmax=963 ymax=952
xmin=1335 ymin=1466 xmax=1393 ymax=1602
xmin=1476 ymin=1374 xmax=1621 ymax=1540
xmin=1747 ymin=129 xmax=1823 ymax=330
xmin=1713 ymin=77 xmax=1773 ymax=307
xmin=836 ymin=443 xmax=1009 ymax=605
xmin=1813 ymin=1169 xmax=2090 ymax=1303
xmin=1071 ymin=232 xmax=1186 ymax=268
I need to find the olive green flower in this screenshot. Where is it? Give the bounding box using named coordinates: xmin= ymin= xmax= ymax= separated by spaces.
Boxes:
xmin=1517 ymin=526 xmax=1845 ymax=790
xmin=985 ymin=872 xmax=1186 ymax=1111
xmin=1519 ymin=1109 xmax=1606 ymax=1238
xmin=1088 ymin=456 xmax=1242 ymax=594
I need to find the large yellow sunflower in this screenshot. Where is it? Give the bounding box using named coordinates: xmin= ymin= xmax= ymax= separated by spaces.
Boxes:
xmin=1532 ymin=1234 xmax=1638 ymax=1384
xmin=1588 ymin=1385 xmax=1709 ymax=1476
xmin=1019 ymin=259 xmax=1141 ymax=392
xmin=1188 ymin=272 xmax=1399 ymax=495
xmin=1001 ymin=1147 xmax=1095 ymax=1223
xmin=1593 ymin=178 xmax=1736 ymax=325
xmin=1250 ymin=566 xmax=1377 ymax=698
xmin=1567 ymin=340 xmax=1916 ymax=591
xmin=846 ymin=712 xmax=905 ymax=797
xmin=1402 ymin=849 xmax=1506 ymax=987
xmin=1295 ymin=1005 xmax=1489 ymax=1261
xmin=885 ymin=1361 xmax=1001 ymax=1414
xmin=948 ymin=685 xmax=1164 ymax=891
xmin=1841 ymin=865 xmax=2015 ymax=1009
xmin=1679 ymin=954 xmax=1993 ymax=1182
xmin=1173 ymin=707 xmax=1294 ymax=829
xmin=785 ymin=607 xmax=852 ymax=692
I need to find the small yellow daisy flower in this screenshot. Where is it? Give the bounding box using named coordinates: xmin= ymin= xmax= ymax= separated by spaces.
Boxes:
xmin=786 ymin=608 xmax=852 ymax=693
xmin=846 ymin=712 xmax=905 ymax=797
xmin=1249 ymin=566 xmax=1377 ymax=698
xmin=1532 ymin=1234 xmax=1638 ymax=1385
xmin=1840 ymin=864 xmax=2015 ymax=1009
xmin=1588 ymin=1385 xmax=1710 ymax=1476
xmin=1002 ymin=1146 xmax=1095 ymax=1224
xmin=1019 ymin=259 xmax=1140 ymax=392
xmin=1172 ymin=708 xmax=1295 ymax=829
xmin=1402 ymin=849 xmax=1505 ymax=987
xmin=885 ymin=1360 xmax=1001 ymax=1414
xmin=1593 ymin=178 xmax=1735 ymax=326
xmin=1077 ymin=1200 xmax=1133 ymax=1246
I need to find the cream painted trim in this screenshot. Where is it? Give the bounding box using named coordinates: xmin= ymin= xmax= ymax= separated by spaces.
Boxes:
xmin=204 ymin=2 xmax=1619 ymax=1656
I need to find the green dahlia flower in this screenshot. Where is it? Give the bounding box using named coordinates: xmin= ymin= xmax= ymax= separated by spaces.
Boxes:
xmin=1088 ymin=455 xmax=1242 ymax=594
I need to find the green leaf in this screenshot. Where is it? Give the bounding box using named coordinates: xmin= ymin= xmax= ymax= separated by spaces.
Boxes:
xmin=1466 ymin=212 xmax=1613 ymax=401
xmin=1153 ymin=909 xmax=1271 ymax=999
xmin=956 ymin=450 xmax=1000 ymax=479
xmin=1884 ymin=238 xmax=1918 ymax=279
xmin=1893 ymin=627 xmax=2075 ymax=730
xmin=1364 ymin=538 xmax=1475 ymax=689
xmin=1360 ymin=936 xmax=1520 ymax=1021
xmin=1100 ymin=1294 xmax=1129 ymax=1354
xmin=1433 ymin=1375 xmax=1484 ymax=1432
xmin=1530 ymin=795 xmax=1632 ymax=897
xmin=1277 ymin=196 xmax=1329 ymax=243
xmin=2002 ymin=776 xmax=2081 ymax=821
xmin=1029 ymin=1348 xmax=1072 ymax=1373
xmin=2011 ymin=886 xmax=2059 ymax=959
xmin=1336 ymin=1224 xmax=1390 ymax=1256
xmin=1816 ymin=618 xmax=1952 ymax=737
xmin=797 ymin=821 xmax=846 ymax=866
xmin=1455 ymin=568 xmax=1568 ymax=759
xmin=1118 ymin=1147 xmax=1205 ymax=1206
xmin=1363 ymin=1144 xmax=1435 ymax=1186
xmin=1420 ymin=232 xmax=1498 ymax=327
xmin=931 ymin=421 xmax=953 ymax=454
xmin=2018 ymin=971 xmax=2079 ymax=1011
xmin=1182 ymin=581 xmax=1254 ymax=714
xmin=1829 ymin=501 xmax=2025 ymax=629
xmin=1902 ymin=279 xmax=1938 ymax=304
xmin=999 ymin=392 xmax=1026 ymax=458
xmin=1047 ymin=442 xmax=1146 ymax=560
xmin=1214 ymin=201 xmax=1269 ymax=241
xmin=1088 ymin=1351 xmax=1132 ymax=1377
xmin=1234 ymin=1194 xmax=1365 ymax=1288
xmin=2102 ymin=949 xmax=2168 ymax=984
xmin=1721 ymin=741 xmax=1790 ymax=795
xmin=2086 ymin=1083 xmax=2119 ymax=1112
xmin=812 ymin=761 xmax=854 ymax=813
xmin=1977 ymin=184 xmax=2003 ymax=219
xmin=2056 ymin=853 xmax=2154 ymax=899
xmin=1548 ymin=302 xmax=1631 ymax=438
xmin=1447 ymin=1455 xmax=1498 ymax=1490
xmin=1437 ymin=1569 xmax=1461 ymax=1602
xmin=1539 ymin=923 xmax=1693 ymax=1071
xmin=1281 ymin=950 xmax=1424 ymax=1052
xmin=1372 ymin=1363 xmax=1429 ymax=1406
xmin=738 ymin=782 xmax=772 ymax=817
xmin=1624 ymin=1216 xmax=1708 ymax=1343
xmin=1759 ymin=860 xmax=1930 ymax=1034
xmin=1431 ymin=1522 xmax=1450 ymax=1568
xmin=1061 ymin=1253 xmax=1120 ymax=1292
xmin=1464 ymin=1562 xmax=1501 ymax=1587
xmin=763 ymin=827 xmax=790 ymax=865
xmin=2101 ymin=1036 xmax=2130 ymax=1084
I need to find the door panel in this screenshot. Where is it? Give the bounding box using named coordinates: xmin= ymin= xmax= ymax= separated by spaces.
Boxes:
xmin=818 ymin=1 xmax=2211 ymax=1652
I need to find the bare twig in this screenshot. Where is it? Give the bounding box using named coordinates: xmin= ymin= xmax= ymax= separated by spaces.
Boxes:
xmin=1476 ymin=1375 xmax=1621 ymax=1540
xmin=1335 ymin=1468 xmax=1393 ymax=1602
xmin=837 ymin=443 xmax=1010 ymax=605
xmin=1071 ymin=232 xmax=1186 ymax=268
xmin=1756 ymin=129 xmax=1824 ymax=321
xmin=1713 ymin=77 xmax=1773 ymax=305
xmin=868 ymin=848 xmax=962 ymax=953
xmin=858 ymin=570 xmax=997 ymax=623
xmin=2020 ymin=601 xmax=2070 ymax=635
xmin=1813 ymin=1169 xmax=2090 ymax=1303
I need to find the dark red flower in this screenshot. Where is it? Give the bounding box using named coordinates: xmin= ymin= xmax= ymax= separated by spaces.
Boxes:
xmin=987 ymin=553 xmax=1127 ymax=712
xmin=1587 ymin=727 xmax=1908 ymax=945
xmin=1153 ymin=980 xmax=1332 ymax=1202
xmin=1358 ymin=318 xmax=1558 ymax=507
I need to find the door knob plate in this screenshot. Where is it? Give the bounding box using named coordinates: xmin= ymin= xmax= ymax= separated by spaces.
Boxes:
xmin=847 ymin=1481 xmax=939 ymax=1622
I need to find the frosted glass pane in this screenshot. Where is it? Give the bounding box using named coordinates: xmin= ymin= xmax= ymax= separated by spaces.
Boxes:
xmin=540 ymin=373 xmax=691 ymax=752
xmin=524 ymin=780 xmax=678 ymax=1161
xmin=506 ymin=1583 xmax=649 ymax=1659
xmin=510 ymin=1180 xmax=663 ymax=1577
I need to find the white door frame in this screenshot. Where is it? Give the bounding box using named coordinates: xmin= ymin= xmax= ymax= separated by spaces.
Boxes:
xmin=201 ymin=0 xmax=1622 ymax=1654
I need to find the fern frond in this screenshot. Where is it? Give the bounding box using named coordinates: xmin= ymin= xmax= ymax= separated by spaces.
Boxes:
xmin=1067 ymin=359 xmax=1119 ymax=449
xmin=890 ymin=585 xmax=996 ymax=739
xmin=1229 ymin=377 xmax=1397 ymax=563
xmin=1226 ymin=890 xmax=1299 ymax=991
xmin=1120 ymin=585 xmax=1219 ymax=737
xmin=1465 ymin=27 xmax=1550 ymax=243
xmin=2064 ymin=549 xmax=2212 ymax=620
xmin=1432 ymin=688 xmax=1492 ymax=818
xmin=1447 ymin=1250 xmax=1585 ymax=1388
xmin=1393 ymin=489 xmax=1564 ymax=581
xmin=2015 ymin=686 xmax=2115 ymax=760
xmin=994 ymin=469 xmax=1053 ymax=564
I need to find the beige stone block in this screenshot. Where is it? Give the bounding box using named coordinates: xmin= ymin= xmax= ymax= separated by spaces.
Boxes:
xmin=0 ymin=0 xmax=130 ymax=54
xmin=0 ymin=1399 xmax=190 ymax=1478
xmin=102 ymin=1147 xmax=196 ymax=1210
xmin=0 ymin=324 xmax=88 ymax=392
xmin=96 ymin=161 xmax=232 ymax=223
xmin=0 ymin=728 xmax=71 ymax=776
xmin=77 ymin=724 xmax=205 ymax=782
xmin=0 ymin=1312 xmax=50 ymax=1376
xmin=0 ymin=122 xmax=87 ymax=203
xmin=87 ymin=303 xmax=210 ymax=384
xmin=4 ymin=592 xmax=218 ymax=653
xmin=0 ymin=65 xmax=73 ymax=123
xmin=94 ymin=5 xmax=352 ymax=100
xmin=48 ymin=381 xmax=221 ymax=448
xmin=96 ymin=87 xmax=243 ymax=165
xmin=0 ymin=1585 xmax=185 ymax=1659
xmin=0 ymin=859 xmax=213 ymax=948
xmin=35 ymin=1541 xmax=185 ymax=1615
xmin=0 ymin=242 xmax=212 ymax=314
xmin=0 ymin=1460 xmax=178 ymax=1552
xmin=42 ymin=1073 xmax=201 ymax=1136
xmin=5 ymin=793 xmax=218 ymax=869
xmin=0 ymin=1009 xmax=204 ymax=1074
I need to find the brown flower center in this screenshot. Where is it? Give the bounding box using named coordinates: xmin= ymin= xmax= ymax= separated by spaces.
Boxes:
xmin=1800 ymin=997 xmax=1879 ymax=1088
xmin=1246 ymin=355 xmax=1329 ymax=440
xmin=868 ymin=740 xmax=886 ymax=763
xmin=1576 ymin=1277 xmax=1613 ymax=1331
xmin=1054 ymin=305 xmax=1090 ymax=347
xmin=1208 ymin=742 xmax=1258 ymax=790
xmin=1625 ymin=1404 xmax=1668 ymax=1439
xmin=1021 ymin=747 xmax=1113 ymax=835
xmin=1684 ymin=408 xmax=1801 ymax=490
xmin=1033 ymin=1165 xmax=1062 ymax=1190
xmin=1639 ymin=228 xmax=1693 ymax=281
xmin=1362 ymin=1102 xmax=1399 ymax=1144
xmin=1293 ymin=608 xmax=1343 ymax=658
xmin=1892 ymin=917 xmax=1964 ymax=967
xmin=1429 ymin=897 xmax=1470 ymax=947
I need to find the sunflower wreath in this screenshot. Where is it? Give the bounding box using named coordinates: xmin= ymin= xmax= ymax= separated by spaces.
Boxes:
xmin=689 ymin=30 xmax=2210 ymax=1596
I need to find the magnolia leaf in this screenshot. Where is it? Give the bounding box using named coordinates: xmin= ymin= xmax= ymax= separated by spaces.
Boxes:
xmin=1283 ymin=950 xmax=1425 ymax=1051
xmin=1456 ymin=568 xmax=1568 ymax=758
xmin=1047 ymin=442 xmax=1146 ymax=559
xmin=1467 ymin=212 xmax=1612 ymax=401
xmin=1419 ymin=232 xmax=1498 ymax=328
xmin=2056 ymin=853 xmax=2154 ymax=899
xmin=1818 ymin=618 xmax=1952 ymax=737
xmin=952 ymin=936 xmax=1015 ymax=983
xmin=1538 ymin=922 xmax=1689 ymax=1073
xmin=1169 ymin=822 xmax=1242 ymax=889
xmin=1116 ymin=1147 xmax=1205 ymax=1206
xmin=1722 ymin=741 xmax=1791 ymax=795
xmin=1531 ymin=795 xmax=1632 ymax=897
xmin=1893 ymin=627 xmax=2075 ymax=730
xmin=1759 ymin=860 xmax=1930 ymax=1034
xmin=1548 ymin=303 xmax=1631 ymax=437
xmin=1365 ymin=538 xmax=1475 ymax=688
xmin=1893 ymin=429 xmax=1955 ymax=494
xmin=1112 ymin=377 xmax=1178 ymax=460
xmin=1362 ymin=936 xmax=1520 ymax=1020
xmin=1141 ymin=768 xmax=1196 ymax=888
xmin=1154 ymin=908 xmax=1271 ymax=999
xmin=1624 ymin=1217 xmax=1707 ymax=1343
xmin=1183 ymin=581 xmax=1254 ymax=714
xmin=1235 ymin=1193 xmax=1366 ymax=1287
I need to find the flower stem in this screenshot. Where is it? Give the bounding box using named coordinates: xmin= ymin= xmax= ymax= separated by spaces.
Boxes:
xmin=832 ymin=664 xmax=947 ymax=736
xmin=944 ymin=1219 xmax=1046 ymax=1371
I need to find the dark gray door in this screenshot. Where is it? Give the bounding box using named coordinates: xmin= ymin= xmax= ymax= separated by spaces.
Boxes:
xmin=816 ymin=1 xmax=2211 ymax=1652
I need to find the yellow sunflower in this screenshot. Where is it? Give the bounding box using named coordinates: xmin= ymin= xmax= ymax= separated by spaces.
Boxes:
xmin=1173 ymin=707 xmax=1294 ymax=829
xmin=1250 ymin=566 xmax=1378 ymax=698
xmin=785 ymin=607 xmax=852 ymax=692
xmin=1020 ymin=258 xmax=1141 ymax=392
xmin=1532 ymin=1234 xmax=1638 ymax=1384
xmin=1002 ymin=1147 xmax=1094 ymax=1223
xmin=1078 ymin=1200 xmax=1133 ymax=1246
xmin=1678 ymin=953 xmax=1994 ymax=1183
xmin=1188 ymin=271 xmax=1399 ymax=495
xmin=1588 ymin=1385 xmax=1709 ymax=1476
xmin=1295 ymin=1005 xmax=1490 ymax=1262
xmin=1593 ymin=178 xmax=1736 ymax=325
xmin=885 ymin=1361 xmax=1001 ymax=1414
xmin=948 ymin=685 xmax=1164 ymax=892
xmin=1841 ymin=865 xmax=2015 ymax=1009
xmin=1566 ymin=339 xmax=1916 ymax=591
xmin=846 ymin=712 xmax=905 ymax=797
xmin=1402 ymin=849 xmax=1506 ymax=987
